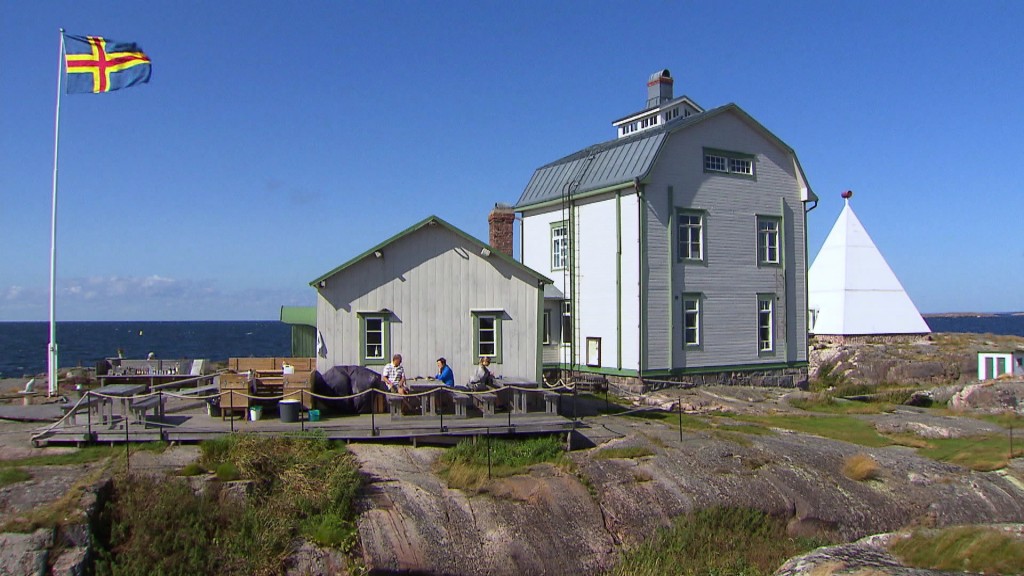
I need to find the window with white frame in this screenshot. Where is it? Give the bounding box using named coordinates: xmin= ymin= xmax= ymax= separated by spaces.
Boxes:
xmin=682 ymin=294 xmax=701 ymax=347
xmin=704 ymin=148 xmax=755 ymax=177
xmin=551 ymin=222 xmax=568 ymax=270
xmin=677 ymin=210 xmax=704 ymax=261
xmin=473 ymin=312 xmax=502 ymax=363
xmin=757 ymin=217 xmax=781 ymax=265
xmin=758 ymin=296 xmax=774 ymax=353
xmin=359 ymin=313 xmax=389 ymax=363
xmin=561 ymin=301 xmax=572 ymax=345
xmin=543 ymin=310 xmax=551 ymax=345
xmin=665 ymin=107 xmax=679 ymax=121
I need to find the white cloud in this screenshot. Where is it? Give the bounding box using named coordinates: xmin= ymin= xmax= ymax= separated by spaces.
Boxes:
xmin=0 ymin=275 xmax=313 ymax=321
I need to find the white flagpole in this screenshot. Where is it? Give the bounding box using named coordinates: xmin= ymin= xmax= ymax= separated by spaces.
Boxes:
xmin=48 ymin=29 xmax=65 ymax=397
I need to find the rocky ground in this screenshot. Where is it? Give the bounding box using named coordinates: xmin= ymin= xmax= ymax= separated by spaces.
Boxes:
xmin=1 ymin=332 xmax=1023 ymax=575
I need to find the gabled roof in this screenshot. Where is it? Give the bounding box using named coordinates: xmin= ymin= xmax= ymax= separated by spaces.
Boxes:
xmin=515 ymin=103 xmax=817 ymax=210
xmin=808 ymin=199 xmax=930 ymax=336
xmin=309 ymin=215 xmax=553 ymax=287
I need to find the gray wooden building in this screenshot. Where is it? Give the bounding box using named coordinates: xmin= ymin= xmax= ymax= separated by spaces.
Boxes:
xmin=516 ymin=70 xmax=817 ymax=387
xmin=310 ymin=215 xmax=551 ymax=384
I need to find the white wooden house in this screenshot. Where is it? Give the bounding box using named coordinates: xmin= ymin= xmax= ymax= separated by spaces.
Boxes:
xmin=310 ymin=215 xmax=551 ymax=384
xmin=514 ymin=70 xmax=817 ymax=387
xmin=978 ymin=350 xmax=1024 ymax=380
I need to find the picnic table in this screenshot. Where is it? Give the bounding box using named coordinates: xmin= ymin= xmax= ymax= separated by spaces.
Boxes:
xmin=92 ymin=384 xmax=147 ymax=426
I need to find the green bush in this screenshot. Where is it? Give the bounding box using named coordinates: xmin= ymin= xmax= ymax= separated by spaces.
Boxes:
xmin=178 ymin=462 xmax=206 ymax=477
xmin=215 ymin=461 xmax=241 ymax=481
xmin=95 ymin=434 xmax=364 ymax=576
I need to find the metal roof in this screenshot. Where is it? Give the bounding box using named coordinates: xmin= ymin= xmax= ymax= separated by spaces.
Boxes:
xmin=515 ymin=107 xmax=718 ymax=210
xmin=514 ymin=104 xmax=816 ymax=210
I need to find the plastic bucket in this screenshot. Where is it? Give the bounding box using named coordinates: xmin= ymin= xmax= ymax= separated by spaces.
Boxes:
xmin=308 ymin=409 xmax=320 ymax=422
xmin=279 ymin=399 xmax=300 ymax=423
xmin=249 ymin=405 xmax=262 ymax=421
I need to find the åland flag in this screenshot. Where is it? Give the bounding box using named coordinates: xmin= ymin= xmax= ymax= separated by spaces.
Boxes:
xmin=64 ymin=34 xmax=151 ymax=94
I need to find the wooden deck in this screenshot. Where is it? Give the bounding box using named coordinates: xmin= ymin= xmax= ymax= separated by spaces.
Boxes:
xmin=30 ymin=403 xmax=581 ymax=447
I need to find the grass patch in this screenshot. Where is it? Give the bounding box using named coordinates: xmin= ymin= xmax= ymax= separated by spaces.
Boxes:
xmin=915 ymin=434 xmax=1023 ymax=472
xmin=94 ymin=433 xmax=364 ymax=576
xmin=609 ymin=506 xmax=829 ymax=576
xmin=0 ymin=445 xmax=121 ymax=468
xmin=733 ymin=414 xmax=893 ymax=448
xmin=594 ymin=446 xmax=654 ymax=460
xmin=437 ymin=435 xmax=566 ymax=491
xmin=2 ymin=465 xmax=109 ymax=533
xmin=889 ymin=525 xmax=1024 ymax=574
xmin=178 ymin=462 xmax=207 ymax=476
xmin=842 ymin=453 xmax=881 ymax=481
xmin=789 ymin=394 xmax=895 ymax=414
xmin=0 ymin=467 xmax=32 ymax=487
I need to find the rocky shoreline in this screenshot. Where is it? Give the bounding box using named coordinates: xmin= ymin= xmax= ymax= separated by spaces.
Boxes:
xmin=1 ymin=332 xmax=1023 ymax=575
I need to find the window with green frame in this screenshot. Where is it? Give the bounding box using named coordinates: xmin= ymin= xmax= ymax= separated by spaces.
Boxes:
xmin=681 ymin=293 xmax=702 ymax=347
xmin=703 ymin=147 xmax=755 ymax=178
xmin=473 ymin=311 xmax=503 ymax=363
xmin=757 ymin=216 xmax=781 ymax=265
xmin=359 ymin=312 xmax=390 ymax=364
xmin=757 ymin=295 xmax=774 ymax=354
xmin=676 ymin=209 xmax=704 ymax=262
xmin=543 ymin=310 xmax=551 ymax=345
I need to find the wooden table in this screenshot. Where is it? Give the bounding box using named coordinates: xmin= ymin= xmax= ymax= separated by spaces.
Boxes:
xmin=493 ymin=377 xmax=539 ymax=414
xmin=92 ymin=384 xmax=147 ymax=426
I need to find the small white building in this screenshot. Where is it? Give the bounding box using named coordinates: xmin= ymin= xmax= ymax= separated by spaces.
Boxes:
xmin=310 ymin=214 xmax=551 ymax=384
xmin=978 ymin=350 xmax=1024 ymax=380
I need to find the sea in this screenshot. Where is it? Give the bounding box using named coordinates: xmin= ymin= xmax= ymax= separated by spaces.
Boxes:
xmin=1 ymin=315 xmax=1022 ymax=379
xmin=0 ymin=321 xmax=291 ymax=379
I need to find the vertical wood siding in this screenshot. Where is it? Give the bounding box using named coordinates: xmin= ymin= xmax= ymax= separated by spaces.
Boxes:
xmin=316 ymin=225 xmax=541 ymax=384
xmin=646 ymin=112 xmax=808 ymax=369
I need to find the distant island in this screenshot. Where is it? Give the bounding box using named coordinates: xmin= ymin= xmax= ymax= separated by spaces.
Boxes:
xmin=922 ymin=312 xmax=1022 ymax=318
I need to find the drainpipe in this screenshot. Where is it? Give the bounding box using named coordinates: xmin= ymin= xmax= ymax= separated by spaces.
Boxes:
xmin=635 ymin=177 xmax=644 ymax=384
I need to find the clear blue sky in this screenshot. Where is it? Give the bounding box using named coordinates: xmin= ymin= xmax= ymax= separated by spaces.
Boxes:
xmin=2 ymin=1 xmax=1021 ymax=321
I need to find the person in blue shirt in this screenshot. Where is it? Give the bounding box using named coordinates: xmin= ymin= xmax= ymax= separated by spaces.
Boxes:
xmin=434 ymin=357 xmax=455 ymax=387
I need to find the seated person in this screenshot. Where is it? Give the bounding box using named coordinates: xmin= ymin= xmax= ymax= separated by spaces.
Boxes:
xmin=468 ymin=356 xmax=495 ymax=391
xmin=434 ymin=357 xmax=455 ymax=387
xmin=382 ymin=354 xmax=408 ymax=394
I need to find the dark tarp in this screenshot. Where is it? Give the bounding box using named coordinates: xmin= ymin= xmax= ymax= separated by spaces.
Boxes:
xmin=314 ymin=366 xmax=382 ymax=414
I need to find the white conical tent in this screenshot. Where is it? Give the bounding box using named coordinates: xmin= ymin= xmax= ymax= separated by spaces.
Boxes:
xmin=808 ymin=198 xmax=930 ymax=336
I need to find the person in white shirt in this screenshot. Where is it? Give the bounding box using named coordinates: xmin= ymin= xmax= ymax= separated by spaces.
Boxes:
xmin=382 ymin=354 xmax=408 ymax=394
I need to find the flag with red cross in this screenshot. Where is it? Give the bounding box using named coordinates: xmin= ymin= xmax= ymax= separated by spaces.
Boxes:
xmin=64 ymin=34 xmax=151 ymax=94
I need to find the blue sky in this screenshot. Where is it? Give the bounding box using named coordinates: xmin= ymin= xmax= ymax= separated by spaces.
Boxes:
xmin=2 ymin=1 xmax=1021 ymax=321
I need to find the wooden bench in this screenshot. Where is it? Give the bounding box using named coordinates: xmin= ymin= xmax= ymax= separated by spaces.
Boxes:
xmin=177 ymin=384 xmax=219 ymax=397
xmin=449 ymin=391 xmax=471 ymax=418
xmin=473 ymin=392 xmax=498 ymax=416
xmin=130 ymin=395 xmax=164 ymax=425
xmin=61 ymin=396 xmax=99 ymax=426
xmin=541 ymin=391 xmax=560 ymax=414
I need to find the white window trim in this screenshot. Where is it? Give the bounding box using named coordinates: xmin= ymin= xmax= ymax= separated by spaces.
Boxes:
xmin=758 ymin=296 xmax=774 ymax=354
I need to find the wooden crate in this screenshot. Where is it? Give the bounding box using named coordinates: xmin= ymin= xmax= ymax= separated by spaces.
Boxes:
xmin=283 ymin=371 xmax=314 ymax=409
xmin=218 ymin=373 xmax=250 ymax=416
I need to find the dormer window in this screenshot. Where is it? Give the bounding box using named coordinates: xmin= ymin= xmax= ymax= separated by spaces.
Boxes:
xmin=703 ymin=148 xmax=755 ymax=178
xmin=665 ymin=107 xmax=679 ymax=122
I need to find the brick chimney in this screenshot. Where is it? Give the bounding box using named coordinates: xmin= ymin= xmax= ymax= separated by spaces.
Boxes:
xmin=488 ymin=204 xmax=515 ymax=256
